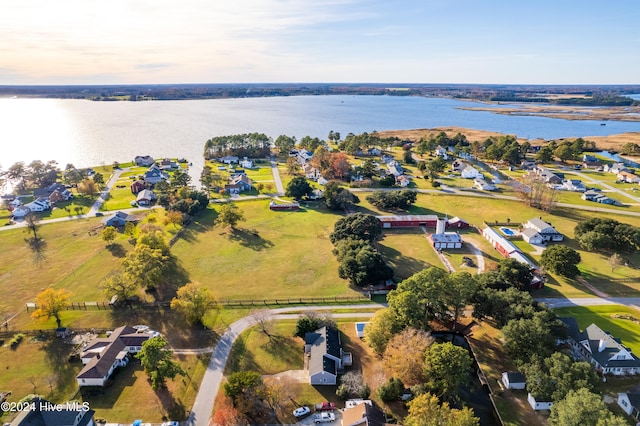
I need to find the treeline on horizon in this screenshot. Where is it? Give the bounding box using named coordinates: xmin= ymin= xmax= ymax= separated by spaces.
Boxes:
xmin=1 ymin=83 xmax=640 ymax=106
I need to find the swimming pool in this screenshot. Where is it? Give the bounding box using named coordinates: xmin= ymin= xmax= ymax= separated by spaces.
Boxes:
xmin=500 ymin=227 xmax=516 ymax=236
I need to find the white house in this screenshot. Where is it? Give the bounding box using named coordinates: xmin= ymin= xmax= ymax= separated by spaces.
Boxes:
xmin=617 ymin=392 xmax=640 ymax=420
xmin=501 ymin=372 xmax=526 ymax=390
xmin=473 ymin=178 xmax=496 ymax=191
xmin=11 ymin=206 xmax=31 ymax=219
xmin=25 ymin=198 xmax=50 ymax=212
xmin=451 ymin=160 xmax=466 ymax=172
xmin=527 ymin=393 xmax=553 ymax=411
xmin=521 ymin=228 xmax=544 ymax=245
xmin=240 ymin=157 xmax=254 ymax=169
xmin=523 ymin=218 xmax=563 ymax=242
xmin=605 ymin=162 xmax=628 ymax=174
xmin=387 ymin=160 xmax=404 ymax=177
xmin=561 ymin=318 xmax=640 ymax=376
xmin=461 ymin=166 xmax=482 ymax=179
xmin=561 ymin=179 xmax=587 ymax=192
xmin=617 ymin=171 xmax=640 ymax=183
xmin=77 ymin=326 xmax=154 ymax=387
xmin=434 ymin=145 xmax=449 ymax=160
xmin=305 ymin=326 xmax=351 ymax=386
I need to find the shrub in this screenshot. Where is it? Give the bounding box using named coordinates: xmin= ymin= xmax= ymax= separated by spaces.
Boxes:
xmin=378 ymin=377 xmax=405 ymax=402
xmin=10 ymin=333 xmax=26 ymax=348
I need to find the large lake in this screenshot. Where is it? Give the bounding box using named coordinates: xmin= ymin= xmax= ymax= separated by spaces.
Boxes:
xmin=2 ymin=95 xmax=640 ymax=177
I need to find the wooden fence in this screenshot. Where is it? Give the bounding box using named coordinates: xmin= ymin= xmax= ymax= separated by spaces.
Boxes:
xmin=24 ymin=294 xmax=373 ymax=313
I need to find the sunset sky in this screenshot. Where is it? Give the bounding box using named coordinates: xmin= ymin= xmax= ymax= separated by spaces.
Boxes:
xmin=1 ymin=0 xmax=638 ymax=85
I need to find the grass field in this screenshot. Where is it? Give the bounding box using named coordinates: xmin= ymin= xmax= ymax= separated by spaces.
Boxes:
xmin=553 ymin=305 xmax=640 ymax=355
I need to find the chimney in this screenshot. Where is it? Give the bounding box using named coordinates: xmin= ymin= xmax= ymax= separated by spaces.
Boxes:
xmin=598 ymin=338 xmax=607 ymax=352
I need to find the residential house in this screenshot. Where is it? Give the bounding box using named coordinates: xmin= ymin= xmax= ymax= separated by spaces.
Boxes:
xmin=387 ymin=161 xmax=403 ymax=177
xmin=342 ymin=400 xmax=388 ymax=426
xmin=303 ymin=163 xmax=322 ymax=181
xmin=9 ymin=397 xmax=95 ymax=426
xmin=297 ymin=149 xmax=313 ymax=162
xmin=220 ymin=155 xmax=239 ymax=164
xmin=451 ymin=160 xmax=466 ymax=172
xmin=239 ymin=157 xmax=254 ymax=169
xmin=380 ymin=154 xmax=394 ymax=164
xmin=605 ymin=162 xmax=629 ymax=174
xmin=136 ymin=189 xmax=156 ymax=206
xmin=527 ymin=393 xmax=553 ymax=411
xmin=225 ymin=174 xmax=253 ymax=194
xmin=396 ymin=175 xmax=411 ymax=187
xmin=461 ymin=166 xmax=482 ymax=179
xmin=582 ymin=190 xmax=616 ymax=204
xmin=523 ymin=218 xmax=564 ymax=242
xmin=317 ymin=176 xmax=328 ymax=185
xmin=144 ymin=164 xmax=169 ymax=185
xmin=305 ymin=326 xmax=352 ymax=386
xmin=582 ymin=154 xmax=601 ymax=169
xmin=159 ymin=158 xmax=177 ymax=170
xmin=617 ymin=171 xmax=640 ymax=183
xmin=561 ymin=179 xmax=587 ymax=192
xmin=367 ymin=147 xmax=381 ymax=156
xmin=35 ymin=182 xmax=73 ymax=203
xmin=501 ymin=372 xmax=526 ymax=390
xmin=130 ymin=179 xmax=146 ymax=194
xmin=617 ymin=392 xmax=640 ymax=420
xmin=533 ymin=166 xmax=563 ymax=184
xmin=134 ymin=155 xmax=155 ymax=167
xmin=25 ymin=198 xmax=50 ymax=212
xmin=434 ymin=145 xmax=449 ymax=159
xmin=101 ymin=211 xmax=138 ymax=228
xmin=8 ymin=198 xmax=23 ymax=209
xmin=521 ymin=228 xmax=544 ymax=245
xmin=561 ymin=317 xmax=640 ymax=375
xmin=11 ymin=206 xmax=31 ymax=219
xmin=473 ymin=178 xmax=496 ymax=191
xmin=77 ymin=325 xmax=154 ymax=387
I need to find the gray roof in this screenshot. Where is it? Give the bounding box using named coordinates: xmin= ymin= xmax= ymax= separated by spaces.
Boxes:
xmin=627 ymin=392 xmax=640 ymax=409
xmin=562 ymin=318 xmax=640 ymax=369
xmin=521 ymin=228 xmax=541 ymax=238
xmin=527 ymin=217 xmax=554 ymax=232
xmin=306 ymin=326 xmax=342 ymax=376
xmin=9 ymin=398 xmax=94 ymax=426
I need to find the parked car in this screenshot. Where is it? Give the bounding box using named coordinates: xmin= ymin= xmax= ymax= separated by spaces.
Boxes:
xmin=314 ymin=412 xmax=336 ymax=423
xmin=293 ymin=406 xmax=311 ymax=418
xmin=315 ymin=402 xmax=336 ymax=411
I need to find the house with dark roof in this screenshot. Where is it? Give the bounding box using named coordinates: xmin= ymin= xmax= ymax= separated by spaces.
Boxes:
xmin=8 ymin=397 xmax=95 ymax=426
xmin=144 ymin=164 xmax=169 ymax=185
xmin=130 ymin=179 xmax=146 ymax=194
xmin=533 ymin=166 xmax=563 ymax=184
xmin=342 ymin=400 xmax=388 ymax=426
xmin=617 ymin=391 xmax=640 ymax=420
xmin=225 ymin=174 xmax=253 ymax=194
xmin=134 ymin=155 xmax=155 ymax=167
xmin=305 ymin=326 xmax=351 ymax=385
xmin=561 ymin=317 xmax=640 ymax=375
xmin=101 ymin=211 xmax=138 ymax=227
xmin=77 ymin=326 xmax=153 ymax=387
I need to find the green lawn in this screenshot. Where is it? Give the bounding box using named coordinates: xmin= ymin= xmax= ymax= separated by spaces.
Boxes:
xmin=377 ymin=228 xmax=442 ymax=279
xmin=171 ymin=199 xmax=359 ymax=300
xmin=553 ymin=305 xmax=640 ymax=358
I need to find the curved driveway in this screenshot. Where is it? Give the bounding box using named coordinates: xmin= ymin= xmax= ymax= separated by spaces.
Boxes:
xmin=186 ymin=304 xmax=382 ymax=426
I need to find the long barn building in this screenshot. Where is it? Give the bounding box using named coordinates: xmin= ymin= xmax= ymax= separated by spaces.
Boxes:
xmin=377 ymin=215 xmax=469 ymax=229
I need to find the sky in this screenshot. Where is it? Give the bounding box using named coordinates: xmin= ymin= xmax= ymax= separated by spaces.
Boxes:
xmin=1 ymin=0 xmax=639 ymax=85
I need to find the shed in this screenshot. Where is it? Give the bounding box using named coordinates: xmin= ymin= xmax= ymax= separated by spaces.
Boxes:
xmin=527 ymin=393 xmax=553 ymax=411
xmin=501 ymin=372 xmax=526 ymax=390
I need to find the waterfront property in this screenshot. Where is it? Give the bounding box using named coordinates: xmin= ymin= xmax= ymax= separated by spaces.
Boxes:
xmin=561 ymin=317 xmax=640 ymax=376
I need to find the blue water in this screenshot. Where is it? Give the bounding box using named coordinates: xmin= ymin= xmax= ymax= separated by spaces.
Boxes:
xmin=500 ymin=227 xmax=516 ymax=236
xmin=2 ymin=95 xmax=640 ymax=173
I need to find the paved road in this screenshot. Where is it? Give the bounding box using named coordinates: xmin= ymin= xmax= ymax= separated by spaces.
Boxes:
xmin=572 ymin=169 xmax=640 ymax=204
xmin=537 ymin=297 xmax=640 ymax=310
xmin=270 ymin=157 xmax=285 ymax=195
xmin=88 ymin=168 xmax=125 ymax=215
xmin=185 ymin=305 xmax=382 ymax=426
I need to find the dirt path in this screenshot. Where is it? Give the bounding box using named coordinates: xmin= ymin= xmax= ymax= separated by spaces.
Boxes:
xmin=576 ymin=276 xmax=610 ymax=298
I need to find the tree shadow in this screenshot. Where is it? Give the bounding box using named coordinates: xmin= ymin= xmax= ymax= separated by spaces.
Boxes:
xmin=106 ymin=243 xmax=126 ymax=258
xmin=79 ymin=361 xmax=139 ymax=409
xmin=227 ymin=228 xmax=275 ymax=251
xmin=378 ymin=244 xmax=431 ymax=280
xmin=154 ymin=386 xmax=187 ymax=421
xmin=40 ymin=334 xmax=82 ymax=399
